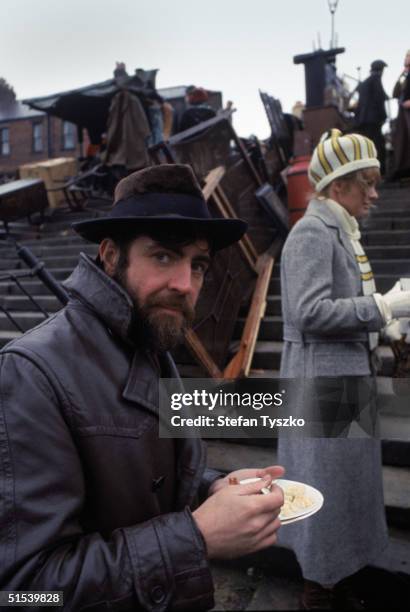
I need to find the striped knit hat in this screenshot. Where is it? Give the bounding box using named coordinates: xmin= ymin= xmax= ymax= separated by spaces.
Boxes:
xmin=308 ymin=129 xmax=380 ymax=192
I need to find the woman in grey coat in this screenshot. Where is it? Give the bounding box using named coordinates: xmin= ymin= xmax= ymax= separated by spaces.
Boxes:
xmin=278 ymin=129 xmax=410 ymax=609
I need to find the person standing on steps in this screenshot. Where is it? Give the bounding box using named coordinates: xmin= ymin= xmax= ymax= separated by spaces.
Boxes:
xmin=278 ymin=129 xmax=410 ymax=610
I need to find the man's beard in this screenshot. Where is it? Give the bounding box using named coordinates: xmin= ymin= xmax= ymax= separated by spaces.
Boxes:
xmin=114 ymin=272 xmax=195 ymax=352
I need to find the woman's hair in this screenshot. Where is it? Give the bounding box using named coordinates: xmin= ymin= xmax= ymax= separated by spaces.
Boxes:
xmin=315 ymin=167 xmax=381 ymax=199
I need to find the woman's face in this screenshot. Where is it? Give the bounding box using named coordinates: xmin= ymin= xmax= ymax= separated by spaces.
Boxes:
xmin=331 ymin=169 xmax=380 ymax=219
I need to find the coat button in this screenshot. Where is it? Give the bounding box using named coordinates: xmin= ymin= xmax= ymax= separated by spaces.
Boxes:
xmin=152 ymin=475 xmax=166 ymax=492
xmin=151 ymin=585 xmax=165 ymax=603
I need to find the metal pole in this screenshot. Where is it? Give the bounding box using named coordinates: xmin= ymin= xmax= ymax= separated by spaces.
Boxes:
xmin=327 ymin=0 xmax=339 ymax=48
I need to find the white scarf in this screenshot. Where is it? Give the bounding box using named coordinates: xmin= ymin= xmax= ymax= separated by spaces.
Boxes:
xmin=324 ymin=198 xmax=378 ymax=350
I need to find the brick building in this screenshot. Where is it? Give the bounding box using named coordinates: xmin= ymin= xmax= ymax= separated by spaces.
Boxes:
xmin=0 ymin=80 xmax=222 ymax=177
xmin=0 ymin=101 xmax=81 ymax=175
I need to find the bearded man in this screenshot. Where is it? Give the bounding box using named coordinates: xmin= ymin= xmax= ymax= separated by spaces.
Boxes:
xmin=0 ymin=164 xmax=284 ymax=611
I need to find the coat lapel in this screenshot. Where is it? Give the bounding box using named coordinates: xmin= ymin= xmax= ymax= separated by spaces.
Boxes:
xmin=306 ymin=199 xmax=357 ymax=266
xmin=122 ymin=349 xmax=160 ymax=415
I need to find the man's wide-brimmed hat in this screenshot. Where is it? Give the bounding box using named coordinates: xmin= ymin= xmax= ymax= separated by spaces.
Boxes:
xmin=72 ymin=164 xmax=247 ymax=251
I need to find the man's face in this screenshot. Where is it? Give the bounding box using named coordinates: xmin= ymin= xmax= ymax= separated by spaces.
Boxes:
xmin=104 ymin=235 xmax=211 ymax=351
xmin=333 ymin=170 xmax=379 ymax=219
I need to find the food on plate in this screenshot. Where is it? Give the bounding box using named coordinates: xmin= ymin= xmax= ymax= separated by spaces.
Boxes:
xmin=279 ymin=482 xmax=313 ymax=518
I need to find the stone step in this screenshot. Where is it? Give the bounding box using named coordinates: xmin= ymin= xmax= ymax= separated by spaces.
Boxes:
xmin=0 ymin=311 xmax=48 ymax=332
xmin=0 ymin=279 xmax=65 ymax=296
xmin=0 ymin=295 xmax=62 ymax=312
xmin=17 ymin=235 xmax=87 ymax=248
xmin=371 ymin=259 xmax=410 ymax=275
xmin=236 ymin=316 xmax=283 ymax=340
xmin=268 ymin=278 xmax=281 ymax=294
xmin=363 ymin=217 xmax=410 ymax=231
xmin=249 ymin=341 xmax=283 ymax=370
xmin=0 ymin=256 xmax=80 ymax=270
xmin=265 ymin=296 xmax=282 ymax=316
xmin=0 ymin=244 xmax=97 ymax=259
xmin=362 ymin=230 xmax=410 ymax=246
xmin=0 ymin=268 xmax=72 ymax=282
xmin=365 ymin=245 xmax=410 ymax=259
xmin=0 ymin=329 xmax=22 ymax=347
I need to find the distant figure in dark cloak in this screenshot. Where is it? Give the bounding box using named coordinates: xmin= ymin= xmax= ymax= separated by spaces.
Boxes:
xmin=355 ymin=60 xmax=388 ymax=174
xmin=392 ymin=50 xmax=410 ymax=178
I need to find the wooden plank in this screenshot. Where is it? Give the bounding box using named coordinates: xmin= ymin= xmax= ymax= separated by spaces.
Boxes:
xmin=227 ymin=123 xmax=263 ymax=187
xmin=215 ymin=186 xmax=259 ymax=261
xmin=202 ymin=166 xmax=226 ymax=201
xmin=212 ymin=190 xmax=257 ymax=271
xmin=166 ymin=110 xmax=234 ymax=146
xmin=223 ymin=253 xmax=274 ymax=378
xmin=184 ymin=329 xmax=223 ymax=378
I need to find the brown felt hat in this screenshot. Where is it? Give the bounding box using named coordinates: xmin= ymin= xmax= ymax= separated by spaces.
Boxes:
xmin=72 ymin=164 xmax=247 ymax=251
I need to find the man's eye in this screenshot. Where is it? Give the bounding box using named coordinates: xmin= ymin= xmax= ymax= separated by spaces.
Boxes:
xmin=155 ymin=252 xmax=172 ymax=264
xmin=192 ymin=261 xmax=208 ymax=275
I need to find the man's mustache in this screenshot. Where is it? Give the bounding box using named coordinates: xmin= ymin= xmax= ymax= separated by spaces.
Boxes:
xmin=143 ymin=295 xmax=195 ymax=322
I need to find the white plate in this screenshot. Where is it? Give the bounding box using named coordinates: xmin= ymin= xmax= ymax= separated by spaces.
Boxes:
xmin=238 ymin=477 xmax=324 ymax=524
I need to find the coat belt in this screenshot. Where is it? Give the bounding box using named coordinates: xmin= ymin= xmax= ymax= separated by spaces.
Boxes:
xmin=283 ymin=325 xmax=368 ymax=344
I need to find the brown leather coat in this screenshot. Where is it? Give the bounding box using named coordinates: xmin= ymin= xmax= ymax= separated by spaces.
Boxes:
xmin=0 ymin=254 xmax=217 ymax=611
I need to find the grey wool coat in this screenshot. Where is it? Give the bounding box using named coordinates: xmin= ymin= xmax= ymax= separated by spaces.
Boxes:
xmin=277 ymin=198 xmax=389 ymax=584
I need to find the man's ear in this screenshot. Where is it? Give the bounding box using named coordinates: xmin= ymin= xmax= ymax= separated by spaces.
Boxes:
xmin=99 ymin=239 xmax=119 ymax=277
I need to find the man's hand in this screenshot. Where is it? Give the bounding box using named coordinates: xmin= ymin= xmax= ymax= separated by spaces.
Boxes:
xmin=402 ymin=99 xmax=410 ymax=109
xmin=209 ymin=465 xmax=285 ymax=495
xmin=193 ymin=474 xmax=284 ymax=559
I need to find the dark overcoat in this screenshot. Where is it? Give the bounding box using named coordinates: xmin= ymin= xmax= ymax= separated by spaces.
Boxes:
xmin=0 ymin=254 xmax=217 ymax=611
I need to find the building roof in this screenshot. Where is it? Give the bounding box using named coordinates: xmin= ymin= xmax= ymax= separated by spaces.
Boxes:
xmin=0 ymin=100 xmax=44 ymax=122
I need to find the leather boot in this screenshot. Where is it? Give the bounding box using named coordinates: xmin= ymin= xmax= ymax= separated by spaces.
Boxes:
xmin=301 ymin=580 xmax=333 ymax=610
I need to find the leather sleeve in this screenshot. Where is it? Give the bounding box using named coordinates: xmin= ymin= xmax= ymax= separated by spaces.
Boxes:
xmin=197 ymin=468 xmax=225 ymax=503
xmin=0 ymin=352 xmax=213 ymax=612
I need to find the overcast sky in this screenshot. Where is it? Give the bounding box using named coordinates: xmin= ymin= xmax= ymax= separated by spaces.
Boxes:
xmin=2 ymin=0 xmax=409 ymax=137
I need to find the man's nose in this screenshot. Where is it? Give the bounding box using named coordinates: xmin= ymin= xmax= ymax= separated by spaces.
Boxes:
xmin=167 ymin=261 xmax=194 ymax=295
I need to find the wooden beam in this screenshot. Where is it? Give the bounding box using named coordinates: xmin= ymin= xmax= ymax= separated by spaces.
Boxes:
xmin=166 ymin=110 xmax=234 ymax=145
xmin=215 ymin=186 xmax=259 ymax=262
xmin=184 ymin=329 xmax=223 ymax=378
xmin=212 ymin=189 xmax=257 ymax=272
xmin=226 ymin=122 xmax=263 ymax=187
xmin=202 ymin=166 xmax=225 ymax=201
xmin=223 ymin=253 xmax=274 ymax=378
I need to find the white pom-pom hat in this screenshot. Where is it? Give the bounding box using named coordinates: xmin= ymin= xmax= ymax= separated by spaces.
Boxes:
xmin=308 ymin=128 xmax=380 ymax=192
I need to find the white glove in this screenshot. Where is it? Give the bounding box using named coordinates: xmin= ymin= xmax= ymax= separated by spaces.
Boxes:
xmin=385 ymin=281 xmax=402 ymax=296
xmin=382 ymin=319 xmax=403 ymax=343
xmin=400 ymin=318 xmax=410 ymax=343
xmin=374 ymin=286 xmax=410 ymax=322
xmin=383 ymin=290 xmax=410 ymax=318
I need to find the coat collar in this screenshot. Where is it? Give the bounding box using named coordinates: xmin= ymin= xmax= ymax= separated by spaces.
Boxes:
xmin=306 ymin=198 xmax=357 ymax=265
xmin=63 ymin=253 xmax=134 ymax=343
xmin=63 ymin=253 xmax=181 ymax=414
